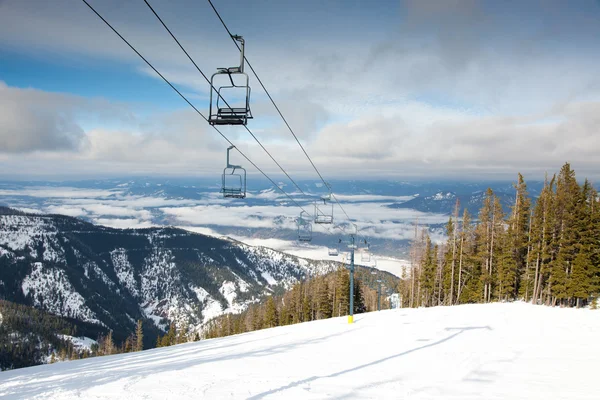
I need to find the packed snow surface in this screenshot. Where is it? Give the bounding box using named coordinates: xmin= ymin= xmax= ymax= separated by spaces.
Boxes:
xmin=1 ymin=303 xmax=599 ymax=399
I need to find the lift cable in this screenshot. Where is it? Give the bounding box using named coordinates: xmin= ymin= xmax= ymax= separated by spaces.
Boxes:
xmin=142 ymin=0 xmax=309 ymax=199
xmin=206 ymin=0 xmax=357 ymax=231
xmin=80 ymin=0 xmax=309 ymax=215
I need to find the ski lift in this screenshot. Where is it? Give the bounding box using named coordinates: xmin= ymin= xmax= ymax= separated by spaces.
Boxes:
xmin=328 ymin=247 xmax=339 ymax=256
xmin=297 ymin=211 xmax=312 ymax=242
xmin=314 ymin=194 xmax=333 ymax=224
xmin=361 ymin=241 xmax=371 ymax=262
xmin=209 ymin=35 xmax=253 ymax=126
xmin=361 ymin=250 xmax=371 ymax=263
xmin=221 ymin=146 xmax=246 ymax=198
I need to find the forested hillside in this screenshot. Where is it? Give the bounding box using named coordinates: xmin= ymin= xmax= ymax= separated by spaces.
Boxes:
xmin=202 ymin=266 xmax=398 ymax=339
xmin=0 ymin=301 xmax=100 ymax=370
xmin=402 ymin=163 xmax=600 ymax=309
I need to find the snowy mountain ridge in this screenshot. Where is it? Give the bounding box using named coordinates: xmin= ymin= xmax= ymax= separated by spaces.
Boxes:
xmin=0 ymin=207 xmax=338 ymax=343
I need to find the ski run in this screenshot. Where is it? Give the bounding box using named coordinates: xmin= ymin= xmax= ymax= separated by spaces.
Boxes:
xmin=1 ymin=302 xmax=598 ymax=399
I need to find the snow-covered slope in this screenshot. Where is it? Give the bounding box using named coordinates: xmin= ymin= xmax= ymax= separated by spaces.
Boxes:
xmin=1 ymin=303 xmax=598 ymax=399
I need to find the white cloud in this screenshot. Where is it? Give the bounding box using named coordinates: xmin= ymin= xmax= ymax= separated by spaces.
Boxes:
xmin=14 ymin=207 xmax=43 ymax=214
xmin=227 ymin=234 xmax=411 ymax=278
xmin=78 ymin=204 xmax=152 ymax=219
xmin=45 ymin=206 xmax=89 ymax=218
xmin=160 ymin=205 xmax=299 ymax=230
xmin=2 ymin=1 xmax=600 ymax=179
xmin=0 ymin=187 xmax=121 ymax=198
xmin=93 ymin=218 xmax=154 ymax=229
xmin=331 ymin=194 xmax=415 ymax=202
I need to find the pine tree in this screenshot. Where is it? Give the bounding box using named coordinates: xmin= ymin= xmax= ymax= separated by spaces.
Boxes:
xmin=442 ymin=217 xmax=455 ymax=305
xmin=104 ymin=331 xmax=114 ymax=355
xmin=589 ymin=187 xmax=600 ymax=297
xmin=177 ymin=321 xmax=189 ymax=344
xmin=496 ymin=228 xmax=517 ymax=301
xmin=334 ymin=268 xmax=350 ymax=316
xmin=551 ymin=163 xmax=580 ymax=305
xmin=530 ymin=175 xmax=556 ymax=304
xmin=456 ymin=209 xmax=473 ymax=303
xmin=264 ymin=296 xmax=278 ymax=328
xmin=162 ymin=323 xmax=176 ymax=347
xmin=569 ymin=250 xmax=592 ymax=307
xmin=509 ymin=173 xmax=531 ymax=300
xmin=476 ymin=189 xmax=493 ymax=302
xmin=135 ymin=320 xmax=143 ymax=352
xmin=353 ymin=278 xmax=366 ymax=314
xmin=419 ymin=233 xmax=436 ymax=306
xmin=124 ymin=335 xmax=133 ymax=353
xmin=317 ymin=280 xmax=332 ymax=319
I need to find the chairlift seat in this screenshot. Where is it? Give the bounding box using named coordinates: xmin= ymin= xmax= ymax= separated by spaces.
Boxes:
xmin=211 ymin=107 xmax=250 ymax=126
xmin=315 ymin=215 xmax=334 ymax=224
xmin=328 ymin=248 xmax=339 ymax=256
xmin=298 ymin=234 xmax=312 ymax=242
xmin=222 ymin=187 xmax=245 ymax=199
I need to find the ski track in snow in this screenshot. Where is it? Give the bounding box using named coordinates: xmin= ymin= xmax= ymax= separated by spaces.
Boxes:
xmin=1 ymin=303 xmax=598 ymax=399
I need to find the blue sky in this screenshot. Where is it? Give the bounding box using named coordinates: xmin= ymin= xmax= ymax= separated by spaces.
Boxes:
xmin=1 ymin=0 xmax=600 ymax=180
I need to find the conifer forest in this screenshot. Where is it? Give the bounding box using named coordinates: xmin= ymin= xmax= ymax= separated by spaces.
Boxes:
xmin=401 ymin=163 xmax=599 ymax=309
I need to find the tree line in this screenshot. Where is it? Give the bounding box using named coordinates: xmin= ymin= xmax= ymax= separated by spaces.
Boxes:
xmin=91 ymin=320 xmax=144 ymax=357
xmin=0 ymin=300 xmax=146 ymax=370
xmin=203 ymin=266 xmax=396 ymax=339
xmin=400 ymin=163 xmax=600 ymax=309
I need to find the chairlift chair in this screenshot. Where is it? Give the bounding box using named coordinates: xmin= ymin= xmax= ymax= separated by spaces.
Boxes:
xmin=209 ymin=35 xmax=253 ymax=126
xmin=297 ymin=211 xmax=312 ymax=242
xmin=314 ymin=195 xmax=333 ymax=224
xmin=328 ymin=248 xmax=339 ymax=256
xmin=221 ymin=146 xmax=246 ymax=198
xmin=361 ymin=250 xmax=371 ymax=263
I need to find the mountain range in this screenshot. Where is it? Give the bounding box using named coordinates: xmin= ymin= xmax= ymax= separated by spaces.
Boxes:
xmin=0 ymin=207 xmax=343 ymax=346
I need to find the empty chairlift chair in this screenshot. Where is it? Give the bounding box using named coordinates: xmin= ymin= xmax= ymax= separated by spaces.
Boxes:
xmin=361 ymin=250 xmax=371 ymax=263
xmin=361 ymin=243 xmax=371 ymax=263
xmin=314 ymin=195 xmax=333 ymax=224
xmin=328 ymin=247 xmax=339 ymax=256
xmin=209 ymin=35 xmax=253 ymax=126
xmin=221 ymin=146 xmax=246 ymax=198
xmin=297 ymin=211 xmax=312 ymax=242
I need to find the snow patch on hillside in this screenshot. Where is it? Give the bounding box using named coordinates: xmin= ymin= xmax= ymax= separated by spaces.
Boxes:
xmin=56 ymin=335 xmax=98 ymax=352
xmin=431 ymin=192 xmax=454 ymax=200
xmin=0 ymin=215 xmax=56 ymax=257
xmin=92 ymin=263 xmax=116 ymax=289
xmin=201 ymin=296 xmax=224 ymax=323
xmin=261 ymin=271 xmax=277 ymax=285
xmin=0 ymin=246 xmax=13 ymax=258
xmin=111 ymin=249 xmax=139 ymax=298
xmin=21 ymin=263 xmax=102 ymax=325
xmin=41 ymin=235 xmax=65 ymax=264
xmin=142 ymin=304 xmax=166 ymax=331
